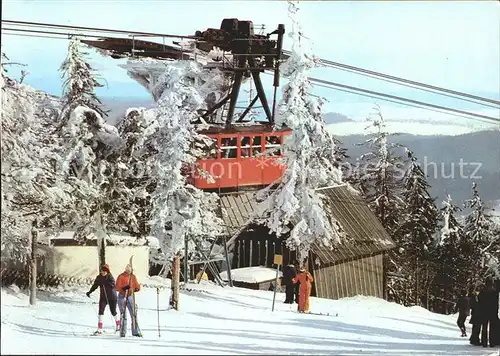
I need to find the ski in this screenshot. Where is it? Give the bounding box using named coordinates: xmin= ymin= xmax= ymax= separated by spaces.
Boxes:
xmin=132 ymin=287 xmax=142 ymax=337
xmin=89 ymin=330 xmax=118 ymax=337
xmin=308 ymin=312 xmax=338 ymax=317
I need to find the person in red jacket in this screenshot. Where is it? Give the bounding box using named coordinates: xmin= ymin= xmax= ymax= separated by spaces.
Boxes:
xmin=292 ymin=266 xmax=314 ymax=313
xmin=115 ymin=264 xmax=142 ymax=337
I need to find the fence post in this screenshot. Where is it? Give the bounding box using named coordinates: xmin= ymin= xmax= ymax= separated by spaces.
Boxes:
xmin=29 ymin=218 xmax=38 ymax=306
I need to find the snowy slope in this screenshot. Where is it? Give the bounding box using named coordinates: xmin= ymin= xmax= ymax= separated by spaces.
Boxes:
xmin=1 ymin=282 xmax=496 ymax=355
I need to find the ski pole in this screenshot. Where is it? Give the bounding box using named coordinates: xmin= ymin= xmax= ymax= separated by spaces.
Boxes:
xmin=157 ymin=287 xmax=160 ymax=338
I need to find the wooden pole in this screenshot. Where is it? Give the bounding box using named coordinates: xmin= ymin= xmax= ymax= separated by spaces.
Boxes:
xmin=184 ymin=235 xmax=189 ymax=285
xmin=29 ymin=218 xmax=38 ymax=306
xmin=222 ymin=236 xmax=233 ymax=287
xmin=96 ymin=210 xmax=106 ymax=267
xmin=169 ymin=253 xmax=181 ymax=311
xmin=156 ymin=287 xmax=161 ymax=338
xmin=271 ymin=254 xmax=283 ymax=312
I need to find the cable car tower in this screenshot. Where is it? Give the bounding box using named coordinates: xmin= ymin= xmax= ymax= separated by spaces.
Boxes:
xmin=83 ymin=19 xmax=289 ymax=191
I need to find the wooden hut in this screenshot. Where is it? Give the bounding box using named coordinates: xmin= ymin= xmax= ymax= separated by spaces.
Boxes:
xmin=219 ymin=184 xmax=396 ymax=300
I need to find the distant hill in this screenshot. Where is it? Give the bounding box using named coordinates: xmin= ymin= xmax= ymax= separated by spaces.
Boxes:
xmin=323 ymin=112 xmax=354 ymax=124
xmin=101 ymin=97 xmax=154 ymax=125
xmin=336 ymin=130 xmax=500 ymax=208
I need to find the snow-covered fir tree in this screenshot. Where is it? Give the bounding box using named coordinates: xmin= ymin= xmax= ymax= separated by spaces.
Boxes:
xmin=398 ymin=149 xmax=439 ymax=254
xmin=350 ymin=108 xmax=405 ymax=236
xmin=432 ymin=195 xmax=470 ymax=309
xmin=59 ymin=37 xmax=107 ymax=125
xmin=57 ymin=39 xmax=126 ymax=263
xmin=1 ymin=64 xmax=75 ymax=263
xmin=392 ymin=149 xmax=439 ymax=306
xmin=256 ymin=1 xmax=345 ymax=263
xmin=463 ymin=182 xmax=499 ymax=282
xmin=144 ymin=60 xmax=224 ymax=270
xmin=108 ymin=107 xmax=158 ymax=237
xmin=484 ymin=203 xmax=500 ymax=278
xmin=349 ymin=109 xmax=407 ymax=303
xmin=438 ymin=195 xmax=464 ymax=247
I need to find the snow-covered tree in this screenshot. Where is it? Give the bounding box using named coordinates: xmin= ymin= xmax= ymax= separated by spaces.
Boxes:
xmin=59 ymin=37 xmax=107 ymax=125
xmin=57 ymin=38 xmax=125 ymax=265
xmin=1 ymin=66 xmax=74 ymax=263
xmin=463 ymin=182 xmax=499 ymax=282
xmin=484 ymin=203 xmax=500 ymax=278
xmin=351 ymin=108 xmax=405 ymax=236
xmin=432 ymin=195 xmax=471 ymax=310
xmin=349 ymin=109 xmax=407 ymax=303
xmin=58 ymin=106 xmax=122 ymax=251
xmin=144 ymin=60 xmax=224 ymax=270
xmin=398 ymin=150 xmax=439 ymax=254
xmin=390 ymin=150 xmax=440 ymax=306
xmin=107 ymin=107 xmax=159 ymax=236
xmin=438 ymin=195 xmax=464 ymax=247
xmin=256 ymin=1 xmax=345 ymax=263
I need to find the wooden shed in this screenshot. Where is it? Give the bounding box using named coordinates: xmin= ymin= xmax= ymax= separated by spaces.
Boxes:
xmin=219 ymin=184 xmax=396 ymax=300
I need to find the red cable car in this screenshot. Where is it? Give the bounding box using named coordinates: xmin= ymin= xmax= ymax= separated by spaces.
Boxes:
xmin=188 ymin=125 xmax=291 ymax=190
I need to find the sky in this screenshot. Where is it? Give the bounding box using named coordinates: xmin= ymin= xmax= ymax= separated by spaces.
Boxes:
xmin=2 ymin=0 xmax=499 ymax=126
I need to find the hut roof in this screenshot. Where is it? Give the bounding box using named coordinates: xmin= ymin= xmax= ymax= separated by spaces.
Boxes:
xmin=37 ymin=230 xmax=148 ymax=247
xmin=219 ymin=184 xmax=395 ymax=266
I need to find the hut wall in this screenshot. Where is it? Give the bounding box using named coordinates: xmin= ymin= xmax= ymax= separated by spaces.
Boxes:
xmin=313 ymin=253 xmax=384 ymax=300
xmin=35 ymin=244 xmax=150 ymax=280
xmin=231 ymin=224 xmax=387 ymax=301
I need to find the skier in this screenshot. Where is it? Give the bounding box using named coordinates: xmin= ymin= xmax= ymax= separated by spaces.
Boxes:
xmin=492 ymin=278 xmax=500 ymax=347
xmin=456 ymin=288 xmax=471 ymax=337
xmin=469 ymin=283 xmax=483 ymax=346
xmin=86 ymin=264 xmax=120 ymax=335
xmin=478 ymin=277 xmax=498 ymax=347
xmin=115 ymin=264 xmax=142 ymax=337
xmin=292 ymin=265 xmax=313 ymax=313
xmin=282 ymin=262 xmax=297 ymax=304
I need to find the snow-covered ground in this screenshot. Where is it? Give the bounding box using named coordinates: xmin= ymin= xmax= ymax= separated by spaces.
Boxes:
xmin=1 ymin=282 xmax=497 ymax=355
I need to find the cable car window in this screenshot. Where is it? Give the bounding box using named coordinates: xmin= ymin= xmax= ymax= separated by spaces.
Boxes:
xmin=221 ymin=137 xmax=237 ymax=159
xmin=241 ymin=136 xmax=251 ymax=158
xmin=265 ymin=135 xmax=281 ymax=156
xmin=252 ymin=136 xmax=262 ymax=156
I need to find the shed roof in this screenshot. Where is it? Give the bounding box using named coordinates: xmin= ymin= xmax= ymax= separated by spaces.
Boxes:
xmin=37 ymin=230 xmax=148 ymax=247
xmin=219 ymin=184 xmax=395 ymax=265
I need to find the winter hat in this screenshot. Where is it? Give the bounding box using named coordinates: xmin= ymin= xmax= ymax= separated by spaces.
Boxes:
xmin=101 ymin=264 xmax=110 ymax=273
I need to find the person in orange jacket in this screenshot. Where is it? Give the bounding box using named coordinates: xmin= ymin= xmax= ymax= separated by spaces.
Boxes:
xmin=115 ymin=264 xmax=142 ymax=337
xmin=293 ymin=266 xmax=313 ymax=313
